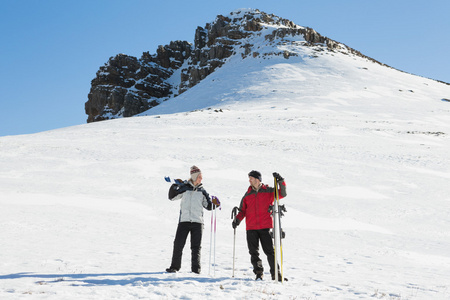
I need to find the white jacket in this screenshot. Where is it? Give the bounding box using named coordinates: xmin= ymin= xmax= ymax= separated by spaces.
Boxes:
xmin=169 ymin=181 xmax=213 ymax=224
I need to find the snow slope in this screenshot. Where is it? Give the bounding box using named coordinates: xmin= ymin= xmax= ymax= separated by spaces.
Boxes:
xmin=1 ymin=14 xmax=450 ymax=299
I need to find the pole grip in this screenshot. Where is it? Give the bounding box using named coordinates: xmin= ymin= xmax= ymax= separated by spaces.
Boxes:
xmin=231 ymin=206 xmax=239 ymax=220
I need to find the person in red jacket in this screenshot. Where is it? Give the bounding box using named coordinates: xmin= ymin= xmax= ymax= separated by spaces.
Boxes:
xmin=232 ymin=170 xmax=287 ymax=280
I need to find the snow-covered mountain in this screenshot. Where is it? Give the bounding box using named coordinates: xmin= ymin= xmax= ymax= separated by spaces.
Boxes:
xmin=86 ymin=8 xmax=447 ymax=123
xmin=2 ymin=8 xmax=450 ymax=300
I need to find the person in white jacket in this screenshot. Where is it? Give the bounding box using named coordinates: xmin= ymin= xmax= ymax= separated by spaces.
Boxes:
xmin=166 ymin=166 xmax=219 ymax=274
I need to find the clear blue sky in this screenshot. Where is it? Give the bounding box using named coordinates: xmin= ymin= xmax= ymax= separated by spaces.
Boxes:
xmin=1 ymin=0 xmax=449 ymax=136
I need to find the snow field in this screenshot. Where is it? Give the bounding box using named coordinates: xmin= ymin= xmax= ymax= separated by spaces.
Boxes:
xmin=1 ymin=18 xmax=450 ymax=298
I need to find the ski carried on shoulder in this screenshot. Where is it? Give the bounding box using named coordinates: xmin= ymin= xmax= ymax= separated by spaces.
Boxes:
xmin=164 ymin=176 xmax=184 ymax=185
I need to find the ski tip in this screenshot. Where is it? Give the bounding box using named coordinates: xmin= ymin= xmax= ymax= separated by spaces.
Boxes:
xmin=164 ymin=176 xmax=171 ymax=182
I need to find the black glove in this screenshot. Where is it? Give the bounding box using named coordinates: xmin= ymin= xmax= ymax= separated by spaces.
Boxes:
xmin=232 ymin=219 xmax=241 ymax=229
xmin=273 ymin=172 xmax=284 ymax=182
xmin=168 ymin=183 xmax=188 ymax=200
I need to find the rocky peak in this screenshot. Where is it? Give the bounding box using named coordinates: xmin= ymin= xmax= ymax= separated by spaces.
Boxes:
xmin=85 ymin=41 xmax=191 ymax=123
xmin=85 ymin=9 xmax=383 ymax=123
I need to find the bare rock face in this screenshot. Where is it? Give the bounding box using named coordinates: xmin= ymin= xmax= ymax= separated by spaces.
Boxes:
xmin=85 ymin=41 xmax=191 ymax=122
xmin=85 ymin=9 xmax=380 ymax=123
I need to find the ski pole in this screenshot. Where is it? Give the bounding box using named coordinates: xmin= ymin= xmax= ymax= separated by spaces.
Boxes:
xmin=213 ymin=205 xmax=217 ymax=277
xmin=209 ymin=203 xmax=218 ymax=277
xmin=209 ymin=205 xmax=213 ymax=276
xmin=231 ymin=206 xmax=239 ymax=277
xmin=207 ymin=196 xmax=221 ymax=277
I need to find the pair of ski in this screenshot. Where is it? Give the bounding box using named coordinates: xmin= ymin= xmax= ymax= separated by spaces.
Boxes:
xmin=272 ymin=176 xmax=285 ymax=282
xmin=231 ymin=176 xmax=286 ymax=283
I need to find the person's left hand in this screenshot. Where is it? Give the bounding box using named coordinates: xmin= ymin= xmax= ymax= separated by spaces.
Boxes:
xmin=273 ymin=172 xmax=284 ymax=181
xmin=212 ymin=196 xmax=220 ymax=207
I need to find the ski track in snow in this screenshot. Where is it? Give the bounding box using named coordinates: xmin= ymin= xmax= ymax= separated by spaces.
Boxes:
xmin=1 ymin=12 xmax=450 ymax=299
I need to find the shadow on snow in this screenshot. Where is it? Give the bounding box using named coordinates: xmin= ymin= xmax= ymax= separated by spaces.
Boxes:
xmin=0 ymin=272 xmax=243 ymax=286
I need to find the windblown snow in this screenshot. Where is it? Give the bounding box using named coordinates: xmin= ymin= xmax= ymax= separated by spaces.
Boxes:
xmin=1 ymin=10 xmax=450 ymax=300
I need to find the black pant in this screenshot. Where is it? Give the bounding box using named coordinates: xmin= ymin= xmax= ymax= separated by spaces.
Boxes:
xmin=246 ymin=229 xmax=278 ymax=276
xmin=169 ymin=222 xmax=203 ymax=272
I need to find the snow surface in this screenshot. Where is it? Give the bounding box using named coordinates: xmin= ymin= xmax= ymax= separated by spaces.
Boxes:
xmin=1 ymin=13 xmax=450 ymax=299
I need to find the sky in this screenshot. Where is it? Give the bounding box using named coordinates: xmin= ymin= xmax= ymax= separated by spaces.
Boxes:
xmin=1 ymin=0 xmax=449 ymax=137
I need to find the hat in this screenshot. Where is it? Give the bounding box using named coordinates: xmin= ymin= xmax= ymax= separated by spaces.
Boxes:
xmin=190 ymin=165 xmax=201 ymax=181
xmin=248 ymin=170 xmax=262 ymax=181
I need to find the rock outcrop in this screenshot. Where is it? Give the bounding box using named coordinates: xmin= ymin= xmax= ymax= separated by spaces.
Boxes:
xmin=85 ymin=41 xmax=191 ymax=122
xmin=85 ymin=9 xmax=384 ymax=123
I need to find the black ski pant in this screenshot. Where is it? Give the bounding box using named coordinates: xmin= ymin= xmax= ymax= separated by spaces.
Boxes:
xmin=169 ymin=222 xmax=203 ymax=273
xmin=246 ymin=229 xmax=279 ymax=276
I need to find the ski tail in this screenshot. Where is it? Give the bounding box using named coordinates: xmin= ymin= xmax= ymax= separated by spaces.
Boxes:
xmin=164 ymin=176 xmax=183 ymax=184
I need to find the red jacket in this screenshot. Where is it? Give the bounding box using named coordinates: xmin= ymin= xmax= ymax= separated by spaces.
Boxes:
xmin=236 ymin=181 xmax=286 ymax=230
